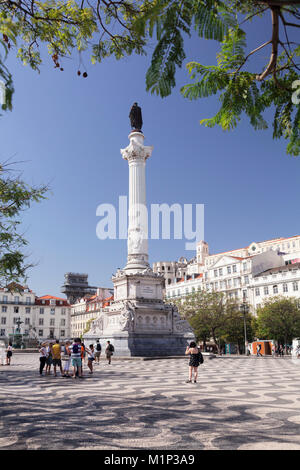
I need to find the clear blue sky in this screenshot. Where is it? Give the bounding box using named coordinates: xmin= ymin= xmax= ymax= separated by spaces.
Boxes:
xmin=1 ymin=12 xmax=299 ymax=297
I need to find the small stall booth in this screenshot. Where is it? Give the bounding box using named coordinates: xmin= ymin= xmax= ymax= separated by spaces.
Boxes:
xmin=250 ymin=340 xmax=274 ymax=356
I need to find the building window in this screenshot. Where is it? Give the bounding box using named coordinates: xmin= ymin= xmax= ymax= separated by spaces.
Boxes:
xmin=40 ymin=308 xmax=44 ymax=314
xmin=14 ymin=307 xmax=19 ymax=313
xmin=26 ymin=297 xmax=31 ymax=304
xmin=255 ymin=288 xmax=260 ymax=296
xmin=50 ymin=308 xmax=55 ymax=315
xmin=2 ymin=306 xmax=7 ymax=313
xmin=232 ymin=265 xmax=237 ymax=273
xmin=227 ymin=266 xmax=231 ymax=274
xmin=227 ymin=279 xmax=232 ymax=288
xmin=13 ymin=317 xmax=19 ymax=324
xmin=3 ymin=296 xmax=8 ymax=303
xmin=39 ymin=329 xmax=43 ymax=337
xmin=214 ymin=270 xmax=218 ymax=277
xmin=25 ymin=307 xmax=31 ymax=314
xmin=61 ymin=319 xmax=66 ymax=326
xmin=283 ymin=283 xmax=288 ymax=293
xmin=244 ymin=276 xmax=249 ymax=285
xmin=14 ymin=296 xmax=19 ymax=304
xmin=0 ymin=329 xmax=5 ymax=336
xmin=50 ymin=299 xmax=56 ymax=305
xmin=25 ymin=318 xmax=30 ymax=325
xmin=264 ymin=286 xmax=269 ymax=295
xmin=61 ymin=330 xmax=65 ymax=337
xmin=39 ymin=318 xmax=44 ymax=326
xmin=273 ymin=285 xmax=278 ymax=294
xmin=219 ymin=268 xmax=223 ymax=276
xmin=293 ymin=282 xmax=298 ymax=291
xmin=50 ymin=318 xmax=55 ymax=326
xmin=1 ymin=317 xmax=6 ymax=325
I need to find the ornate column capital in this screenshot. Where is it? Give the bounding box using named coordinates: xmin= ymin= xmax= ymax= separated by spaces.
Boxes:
xmin=120 ymin=132 xmax=153 ymax=163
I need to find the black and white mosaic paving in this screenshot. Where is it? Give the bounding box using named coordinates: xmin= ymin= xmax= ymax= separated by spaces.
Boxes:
xmin=1 ymin=354 xmax=300 ymax=450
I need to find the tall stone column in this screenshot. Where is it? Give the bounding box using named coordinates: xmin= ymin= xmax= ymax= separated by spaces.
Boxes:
xmin=84 ymin=105 xmax=195 ymax=356
xmin=121 ymin=131 xmax=153 ymax=274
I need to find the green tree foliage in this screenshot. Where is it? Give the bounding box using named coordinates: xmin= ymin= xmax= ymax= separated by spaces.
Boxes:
xmin=0 ymin=163 xmax=47 ymax=287
xmin=144 ymin=0 xmax=300 ymax=155
xmin=0 ymin=1 xmax=299 ymax=153
xmin=171 ymin=289 xmax=252 ymax=352
xmin=255 ymin=296 xmax=300 ymax=346
xmin=221 ymin=305 xmax=255 ymax=352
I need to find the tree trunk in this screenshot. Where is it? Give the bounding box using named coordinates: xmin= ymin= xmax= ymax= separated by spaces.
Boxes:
xmin=212 ymin=330 xmax=220 ymax=354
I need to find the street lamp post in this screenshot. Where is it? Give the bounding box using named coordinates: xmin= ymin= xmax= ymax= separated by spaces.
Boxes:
xmin=240 ymin=294 xmax=249 ymax=356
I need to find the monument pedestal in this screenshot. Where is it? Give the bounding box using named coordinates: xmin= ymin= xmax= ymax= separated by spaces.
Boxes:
xmin=84 ymin=269 xmax=194 ymax=356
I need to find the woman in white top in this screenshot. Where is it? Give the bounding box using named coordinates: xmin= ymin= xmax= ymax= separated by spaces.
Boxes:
xmin=39 ymin=343 xmax=47 ymax=376
xmin=85 ymin=344 xmax=95 ymax=374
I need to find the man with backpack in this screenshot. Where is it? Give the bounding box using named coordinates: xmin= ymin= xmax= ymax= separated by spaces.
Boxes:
xmin=70 ymin=338 xmax=83 ymax=378
xmin=94 ymin=339 xmax=102 ymax=364
xmin=105 ymin=341 xmax=114 ymax=365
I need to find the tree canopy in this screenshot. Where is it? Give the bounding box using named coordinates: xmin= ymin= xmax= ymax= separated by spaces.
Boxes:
xmin=0 ymin=1 xmax=299 ymax=153
xmin=256 ymin=296 xmax=300 ymax=345
xmin=172 ymin=289 xmax=255 ymax=352
xmin=0 ymin=162 xmax=47 ymax=287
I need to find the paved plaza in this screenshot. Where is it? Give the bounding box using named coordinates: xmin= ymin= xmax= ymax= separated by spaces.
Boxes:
xmin=1 ymin=354 xmax=300 ymax=450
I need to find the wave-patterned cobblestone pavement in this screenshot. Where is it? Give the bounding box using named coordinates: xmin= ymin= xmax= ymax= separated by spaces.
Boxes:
xmin=1 ymin=354 xmax=300 ymax=450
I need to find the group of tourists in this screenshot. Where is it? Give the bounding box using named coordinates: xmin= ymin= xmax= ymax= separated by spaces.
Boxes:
xmin=39 ymin=338 xmax=115 ymax=378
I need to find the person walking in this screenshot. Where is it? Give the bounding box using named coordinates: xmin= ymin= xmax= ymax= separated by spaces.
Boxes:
xmin=279 ymin=344 xmax=284 ymax=357
xmin=39 ymin=343 xmax=47 ymax=376
xmin=185 ymin=341 xmax=203 ymax=383
xmin=70 ymin=338 xmax=83 ymax=379
xmin=94 ymin=340 xmax=102 ymax=364
xmin=256 ymin=343 xmax=262 ymax=357
xmin=52 ymin=340 xmax=63 ymax=377
xmin=271 ymin=343 xmax=276 ymax=357
xmin=6 ymin=342 xmax=13 ymax=365
xmin=86 ymin=344 xmax=95 ymax=374
xmin=105 ymin=341 xmax=114 ymax=365
xmin=45 ymin=342 xmax=53 ymax=375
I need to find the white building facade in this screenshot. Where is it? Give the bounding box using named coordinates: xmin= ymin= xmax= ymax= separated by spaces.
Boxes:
xmin=162 ymin=235 xmax=300 ymax=313
xmin=35 ymin=295 xmax=71 ymax=340
xmin=0 ymin=285 xmax=71 ymax=342
xmin=70 ymin=287 xmax=113 ymax=338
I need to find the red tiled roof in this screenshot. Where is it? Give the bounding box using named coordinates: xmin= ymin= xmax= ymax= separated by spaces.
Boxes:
xmin=35 ymin=295 xmax=70 ymax=306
